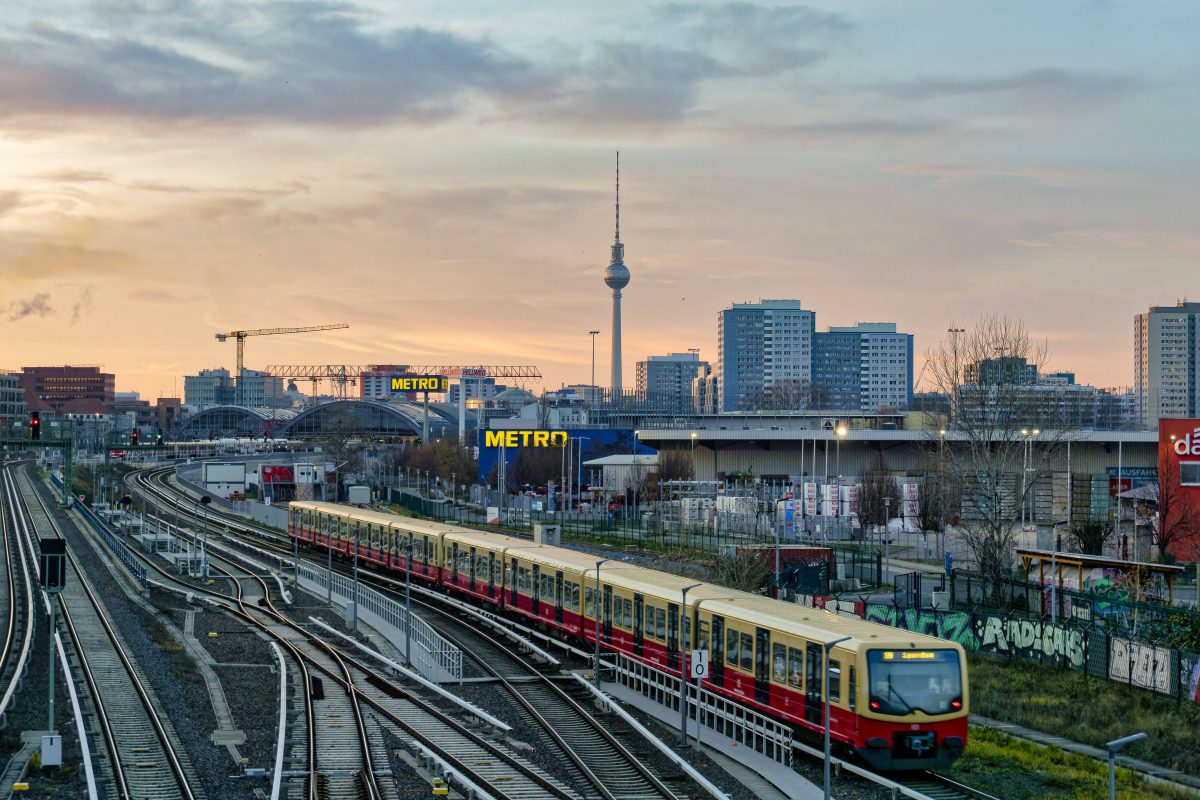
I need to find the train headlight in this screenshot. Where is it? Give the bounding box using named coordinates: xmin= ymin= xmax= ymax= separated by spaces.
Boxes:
xmin=869 ymin=698 xmax=882 ymax=712
xmin=950 ymin=697 xmax=962 ymax=711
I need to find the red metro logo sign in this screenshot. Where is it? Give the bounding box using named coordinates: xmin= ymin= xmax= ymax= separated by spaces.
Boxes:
xmin=1160 ymin=419 xmax=1200 ymax=459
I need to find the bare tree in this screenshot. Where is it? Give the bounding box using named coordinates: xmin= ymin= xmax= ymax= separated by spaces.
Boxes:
xmin=709 ymin=548 xmax=771 ymax=593
xmin=657 ymin=449 xmax=694 ymax=483
xmin=1069 ymin=519 xmax=1112 ymax=556
xmin=859 ymin=469 xmax=900 ymax=530
xmin=924 ymin=315 xmax=1068 ymax=601
xmin=743 ymin=379 xmax=828 ymax=411
xmin=1153 ymin=454 xmax=1200 ymax=563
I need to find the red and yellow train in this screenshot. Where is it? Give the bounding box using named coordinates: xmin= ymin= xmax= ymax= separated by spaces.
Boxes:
xmin=288 ymin=501 xmax=967 ymax=769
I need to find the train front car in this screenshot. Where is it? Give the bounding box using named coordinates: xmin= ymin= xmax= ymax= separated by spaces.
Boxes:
xmin=855 ymin=640 xmax=968 ymax=770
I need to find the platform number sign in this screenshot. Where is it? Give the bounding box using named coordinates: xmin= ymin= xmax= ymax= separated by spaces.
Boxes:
xmin=690 ymin=649 xmax=709 ymax=679
xmin=40 ymin=538 xmax=66 ymax=595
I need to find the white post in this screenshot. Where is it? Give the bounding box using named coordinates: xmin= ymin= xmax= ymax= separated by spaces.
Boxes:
xmin=824 ymin=636 xmax=851 ymax=800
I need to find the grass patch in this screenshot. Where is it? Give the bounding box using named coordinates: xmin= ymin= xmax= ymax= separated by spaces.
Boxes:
xmin=948 ymin=726 xmax=1194 ymax=799
xmin=968 ymin=652 xmax=1200 ymax=776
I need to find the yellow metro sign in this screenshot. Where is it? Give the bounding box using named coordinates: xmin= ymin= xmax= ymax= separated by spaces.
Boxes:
xmin=484 ymin=430 xmax=568 ymax=448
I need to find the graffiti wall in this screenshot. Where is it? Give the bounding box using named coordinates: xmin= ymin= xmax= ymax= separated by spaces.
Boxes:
xmin=1109 ymin=638 xmax=1172 ymax=694
xmin=973 ymin=615 xmax=1086 ymax=669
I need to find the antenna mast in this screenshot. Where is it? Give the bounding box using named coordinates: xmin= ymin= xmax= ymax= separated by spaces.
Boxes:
xmin=615 ymin=150 xmax=620 ymax=243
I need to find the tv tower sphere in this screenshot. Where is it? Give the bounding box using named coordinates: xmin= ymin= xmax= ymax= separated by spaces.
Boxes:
xmin=604 ymin=253 xmax=630 ymax=289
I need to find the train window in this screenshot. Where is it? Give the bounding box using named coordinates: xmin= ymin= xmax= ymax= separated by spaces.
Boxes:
xmin=848 ymin=666 xmax=856 ymax=711
xmin=655 ymin=608 xmax=666 ymax=640
xmin=570 ymin=583 xmax=580 ymax=611
xmin=740 ymin=633 xmax=753 ymax=672
xmin=622 ymin=599 xmax=633 ymax=628
xmin=645 ymin=605 xmax=656 ymax=636
xmin=584 ymin=587 xmax=595 ymax=617
xmin=726 ymin=628 xmax=739 ymax=666
xmin=788 ymin=648 xmax=803 ymax=688
xmin=772 ymin=643 xmax=787 ymax=684
xmin=697 ymin=620 xmax=710 ymax=652
xmin=827 ymin=661 xmax=842 ymax=703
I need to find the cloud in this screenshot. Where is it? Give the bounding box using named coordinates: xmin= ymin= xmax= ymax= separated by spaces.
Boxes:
xmin=539 ymin=3 xmax=850 ymax=125
xmin=659 ymin=2 xmax=850 ymax=76
xmin=0 ymin=192 xmax=21 ymax=215
xmin=4 ymin=292 xmax=53 ymax=321
xmin=736 ymin=117 xmax=950 ymax=141
xmin=886 ymin=162 xmax=1110 ymax=188
xmin=0 ymin=2 xmax=542 ymax=127
xmin=880 ymin=68 xmax=1144 ymax=108
xmin=70 ymin=285 xmax=93 ymax=324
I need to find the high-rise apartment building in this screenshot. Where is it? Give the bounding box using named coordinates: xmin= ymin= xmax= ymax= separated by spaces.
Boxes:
xmin=813 ymin=323 xmax=913 ymax=412
xmin=1135 ymin=302 xmax=1200 ymax=427
xmin=718 ymin=300 xmax=815 ymax=412
xmin=636 ymin=352 xmax=708 ymax=411
xmin=18 ymin=365 xmax=115 ymax=411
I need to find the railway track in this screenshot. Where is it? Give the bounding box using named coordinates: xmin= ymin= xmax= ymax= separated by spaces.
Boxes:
xmin=108 ymin=472 xmax=605 ymax=799
xmin=131 ymin=465 xmax=1003 ymax=800
xmin=0 ymin=466 xmax=37 ymax=726
xmin=14 ymin=467 xmax=202 ymax=800
xmin=417 ymin=599 xmax=692 ymax=800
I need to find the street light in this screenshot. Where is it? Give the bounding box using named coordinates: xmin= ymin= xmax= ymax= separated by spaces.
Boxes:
xmin=1106 ymin=732 xmax=1147 ymax=800
xmin=823 ymin=635 xmax=853 ymax=800
xmin=198 ymin=495 xmax=212 ymax=578
xmin=679 ymin=583 xmax=701 ymax=747
xmin=835 ymin=424 xmax=848 ymax=476
xmin=589 ymin=330 xmax=600 ymax=389
xmin=593 ymin=559 xmax=611 ymax=690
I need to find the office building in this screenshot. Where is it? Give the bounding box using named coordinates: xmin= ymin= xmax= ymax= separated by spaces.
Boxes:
xmin=18 ymin=365 xmax=115 ymax=411
xmin=718 ymin=300 xmax=815 ymax=412
xmin=813 ymin=323 xmax=913 ymax=412
xmin=636 ymin=352 xmax=708 ymax=412
xmin=184 ymin=368 xmax=235 ymax=408
xmin=0 ymin=373 xmax=28 ymax=434
xmin=447 ymin=377 xmax=505 ymax=407
xmin=1135 ymin=302 xmax=1200 ymax=427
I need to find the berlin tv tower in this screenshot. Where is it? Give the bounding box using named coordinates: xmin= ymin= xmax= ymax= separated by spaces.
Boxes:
xmin=603 ymin=152 xmax=630 ymax=395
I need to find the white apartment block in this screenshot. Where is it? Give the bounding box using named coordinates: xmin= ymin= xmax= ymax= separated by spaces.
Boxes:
xmin=1135 ymin=302 xmax=1200 ymax=427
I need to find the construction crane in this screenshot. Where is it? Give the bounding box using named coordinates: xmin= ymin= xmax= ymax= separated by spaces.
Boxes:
xmin=215 ymin=324 xmax=349 ymax=406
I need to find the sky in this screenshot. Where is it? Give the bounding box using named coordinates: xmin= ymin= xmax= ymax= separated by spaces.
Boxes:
xmin=1 ymin=1 xmax=1198 ymax=400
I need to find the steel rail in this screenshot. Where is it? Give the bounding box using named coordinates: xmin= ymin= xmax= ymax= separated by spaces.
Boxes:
xmin=14 ymin=467 xmax=198 ymax=800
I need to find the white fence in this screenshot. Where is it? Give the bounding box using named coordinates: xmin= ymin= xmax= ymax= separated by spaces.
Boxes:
xmin=295 ymin=561 xmax=461 ymax=683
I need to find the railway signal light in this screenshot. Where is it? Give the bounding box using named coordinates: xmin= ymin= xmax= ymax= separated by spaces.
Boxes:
xmin=156 ymin=431 xmax=164 ymax=445
xmin=130 ymin=430 xmax=139 ymax=446
xmin=29 ymin=412 xmax=40 ymax=440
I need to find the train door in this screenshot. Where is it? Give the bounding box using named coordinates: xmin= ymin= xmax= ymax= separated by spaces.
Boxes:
xmin=487 ymin=552 xmax=496 ymax=600
xmin=710 ymin=615 xmax=725 ymax=688
xmin=510 ymin=557 xmax=518 ymax=605
xmin=667 ymin=604 xmax=680 ymax=671
xmin=602 ymin=585 xmax=613 ymax=643
xmin=805 ymin=643 xmax=823 ymax=725
xmin=532 ymin=564 xmax=541 ymax=615
xmin=469 ymin=547 xmax=477 ymax=592
xmin=755 ymin=628 xmax=771 ymax=706
xmin=451 ymin=543 xmax=459 ymax=584
xmin=554 ymin=571 xmax=564 ymax=624
xmin=632 ymin=593 xmax=644 ymax=657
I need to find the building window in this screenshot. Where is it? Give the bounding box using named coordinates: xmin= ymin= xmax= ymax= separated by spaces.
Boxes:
xmin=1181 ymin=462 xmax=1200 ymax=486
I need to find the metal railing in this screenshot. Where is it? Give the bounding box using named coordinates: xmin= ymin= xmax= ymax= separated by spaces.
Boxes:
xmin=58 ymin=476 xmax=147 ymax=587
xmin=611 ymin=652 xmax=793 ymax=765
xmin=295 ymin=560 xmax=461 ymax=682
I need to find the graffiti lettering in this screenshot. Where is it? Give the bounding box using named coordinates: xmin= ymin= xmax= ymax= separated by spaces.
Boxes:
xmin=1109 ymin=638 xmax=1172 ymax=694
xmin=974 ymin=615 xmax=1085 ymax=669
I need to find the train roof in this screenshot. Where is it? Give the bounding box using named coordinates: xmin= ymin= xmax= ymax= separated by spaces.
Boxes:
xmin=705 ymin=597 xmax=960 ymax=652
xmin=505 ymin=545 xmax=616 ymax=572
xmin=442 ymin=528 xmax=542 ymax=550
xmin=289 ymin=500 xmax=458 ymax=536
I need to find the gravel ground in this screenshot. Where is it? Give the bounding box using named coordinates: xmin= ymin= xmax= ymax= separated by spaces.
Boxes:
xmin=37 ymin=481 xmax=272 ymax=800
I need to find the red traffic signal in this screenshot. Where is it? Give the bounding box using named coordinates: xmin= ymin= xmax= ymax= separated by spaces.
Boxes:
xmin=29 ymin=412 xmax=40 ymax=441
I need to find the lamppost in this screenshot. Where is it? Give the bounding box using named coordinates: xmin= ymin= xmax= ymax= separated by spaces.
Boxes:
xmin=404 ymin=535 xmax=414 ymax=667
xmin=835 ymin=424 xmax=847 ymax=476
xmin=589 ymin=330 xmax=600 ymax=389
xmin=576 ymin=437 xmax=591 ymax=515
xmin=1020 ymin=429 xmax=1040 ymax=531
xmin=823 ymin=635 xmax=853 ymax=800
xmin=883 ymin=496 xmax=891 ymax=582
xmin=593 ymin=559 xmax=611 ymax=690
xmin=351 ymin=522 xmax=360 ymax=631
xmin=196 ymin=495 xmax=212 ymax=578
xmin=1106 ymin=732 xmax=1147 ymax=800
xmin=679 ymin=583 xmax=701 ymax=746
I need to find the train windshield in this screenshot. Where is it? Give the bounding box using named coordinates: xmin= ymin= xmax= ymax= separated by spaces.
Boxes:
xmin=866 ymin=649 xmax=961 ymax=716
